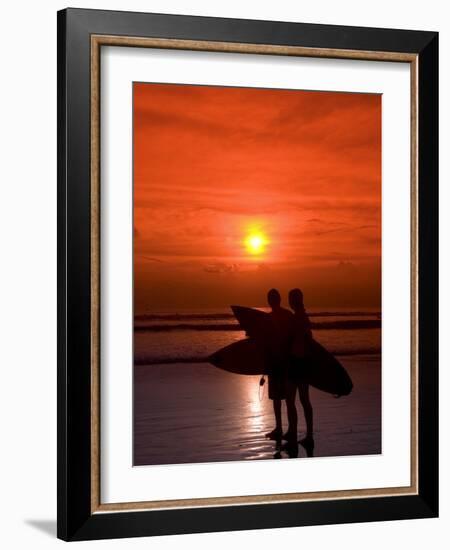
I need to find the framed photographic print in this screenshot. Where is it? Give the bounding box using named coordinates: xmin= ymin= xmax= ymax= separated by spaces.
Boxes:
xmin=57 ymin=8 xmax=438 ymax=541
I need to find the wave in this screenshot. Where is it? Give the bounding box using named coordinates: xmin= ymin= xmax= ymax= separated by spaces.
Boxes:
xmin=134 ymin=347 xmax=381 ymax=366
xmin=134 ymin=320 xmax=381 ymax=332
xmin=136 ymin=313 xmax=234 ymax=322
xmin=135 ymin=311 xmax=380 ymax=322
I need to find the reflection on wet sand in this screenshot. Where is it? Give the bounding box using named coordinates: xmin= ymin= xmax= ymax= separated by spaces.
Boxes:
xmin=134 ymin=356 xmax=380 ymax=466
xmin=271 ymin=436 xmax=314 ymax=459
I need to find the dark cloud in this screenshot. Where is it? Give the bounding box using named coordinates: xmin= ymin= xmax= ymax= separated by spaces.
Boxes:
xmin=336 ymin=261 xmax=357 ymax=273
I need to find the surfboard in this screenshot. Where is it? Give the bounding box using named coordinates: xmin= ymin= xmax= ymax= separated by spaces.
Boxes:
xmin=208 ymin=338 xmax=268 ymax=375
xmin=226 ymin=305 xmax=353 ymax=396
xmin=293 ymin=340 xmax=353 ymax=396
xmin=231 ymin=305 xmax=269 ymax=338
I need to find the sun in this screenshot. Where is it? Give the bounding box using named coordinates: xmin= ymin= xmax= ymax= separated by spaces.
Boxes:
xmin=245 ymin=232 xmax=267 ymax=255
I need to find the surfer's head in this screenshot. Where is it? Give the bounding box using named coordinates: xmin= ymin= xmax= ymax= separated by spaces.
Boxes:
xmin=288 ymin=288 xmax=304 ymax=312
xmin=267 ymin=288 xmax=281 ymax=309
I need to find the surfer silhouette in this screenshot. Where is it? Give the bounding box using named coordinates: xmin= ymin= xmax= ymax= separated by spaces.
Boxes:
xmin=264 ymin=288 xmax=295 ymax=441
xmin=284 ymin=288 xmax=314 ymax=446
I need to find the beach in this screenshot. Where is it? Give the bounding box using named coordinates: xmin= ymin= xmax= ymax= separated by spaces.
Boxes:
xmin=134 ymin=354 xmax=381 ymax=466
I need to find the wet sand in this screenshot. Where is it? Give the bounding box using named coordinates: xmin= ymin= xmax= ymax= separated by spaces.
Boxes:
xmin=133 ymin=355 xmax=381 ymax=466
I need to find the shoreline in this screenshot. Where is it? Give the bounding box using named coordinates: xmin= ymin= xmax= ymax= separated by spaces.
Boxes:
xmin=134 ymin=351 xmax=381 ymax=366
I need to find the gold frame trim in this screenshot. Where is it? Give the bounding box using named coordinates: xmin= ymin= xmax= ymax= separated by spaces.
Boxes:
xmin=90 ymin=35 xmax=419 ymax=514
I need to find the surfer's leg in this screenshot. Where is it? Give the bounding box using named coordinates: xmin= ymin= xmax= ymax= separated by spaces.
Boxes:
xmin=265 ymin=399 xmax=282 ymax=439
xmin=284 ymin=380 xmax=298 ymax=440
xmin=299 ymin=383 xmax=313 ymax=438
xmin=273 ymin=399 xmax=282 ymax=433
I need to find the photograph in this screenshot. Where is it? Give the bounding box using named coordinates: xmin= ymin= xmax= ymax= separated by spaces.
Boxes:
xmin=54 ymin=6 xmax=438 ymax=542
xmin=133 ymin=82 xmax=382 ymax=466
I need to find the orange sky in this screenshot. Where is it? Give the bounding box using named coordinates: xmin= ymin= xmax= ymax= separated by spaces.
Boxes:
xmin=133 ymin=83 xmax=381 ymax=312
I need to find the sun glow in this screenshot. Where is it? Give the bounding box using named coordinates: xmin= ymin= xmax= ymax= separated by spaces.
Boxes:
xmin=245 ymin=232 xmax=267 ymax=255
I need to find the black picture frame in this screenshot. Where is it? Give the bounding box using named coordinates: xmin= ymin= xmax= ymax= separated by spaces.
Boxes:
xmin=57 ymin=7 xmax=438 ymax=542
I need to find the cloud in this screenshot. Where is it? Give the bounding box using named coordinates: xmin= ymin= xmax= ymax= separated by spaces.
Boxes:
xmin=203 ymin=262 xmax=240 ymax=274
xmin=135 ymin=106 xmax=226 ymax=137
xmin=313 ymin=223 xmax=377 ymax=236
xmin=136 ymin=254 xmax=166 ymax=263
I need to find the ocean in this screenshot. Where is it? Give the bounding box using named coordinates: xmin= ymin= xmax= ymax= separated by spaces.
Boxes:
xmin=134 ymin=307 xmax=381 ymax=366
